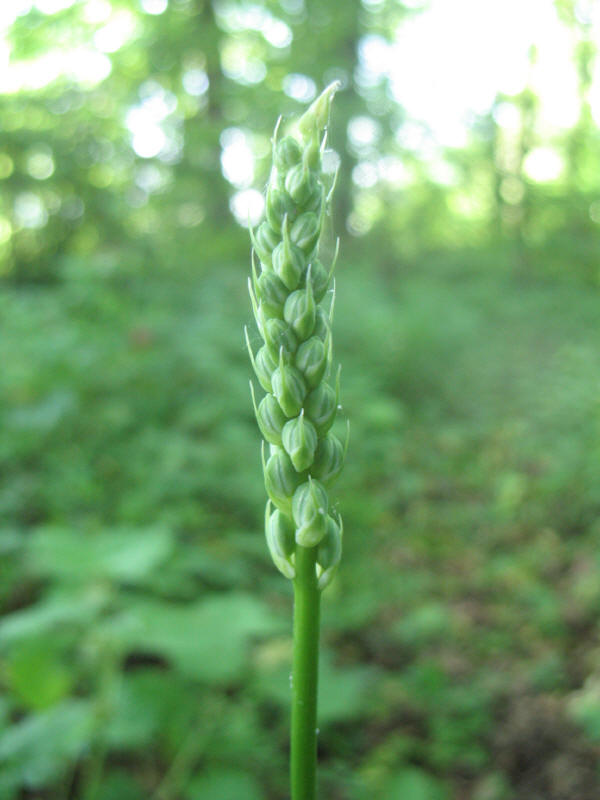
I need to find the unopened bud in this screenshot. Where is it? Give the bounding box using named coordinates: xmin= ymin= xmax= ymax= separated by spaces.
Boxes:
xmin=317 ymin=514 xmax=342 ymax=570
xmin=271 ymin=350 xmax=307 ymax=417
xmin=304 ymin=382 xmax=337 ymax=436
xmin=267 ymin=505 xmax=296 ymax=558
xmin=285 ymin=162 xmax=316 ymax=206
xmin=298 ymin=81 xmax=341 ymax=137
xmin=317 ymin=513 xmax=343 ymax=590
xmin=266 ymin=185 xmax=293 ymax=232
xmin=306 ymin=183 xmax=324 ymax=215
xmin=264 ymin=447 xmax=303 ymax=515
xmin=302 ymin=128 xmax=321 ymax=172
xmin=304 ymin=259 xmax=330 ymax=303
xmin=295 ymin=336 xmax=327 ymax=388
xmin=272 ymin=218 xmax=304 ymax=290
xmin=284 ymin=280 xmax=316 ymax=341
xmin=265 ymin=502 xmax=295 ymax=579
xmin=256 ymin=392 xmax=288 ymax=446
xmin=274 ymin=136 xmax=302 ymax=172
xmin=290 ymin=211 xmax=321 ymax=254
xmin=257 ymin=271 xmax=288 ymax=318
xmin=292 ymin=478 xmax=329 ymax=547
xmin=264 ymin=318 xmax=297 ymax=362
xmin=252 ymin=221 xmax=280 ymax=268
xmin=282 ymin=410 xmax=318 ymax=472
xmin=254 ymin=345 xmax=277 ymax=392
xmin=313 ymin=306 xmax=330 ymax=342
xmin=311 ymin=432 xmax=345 ymax=486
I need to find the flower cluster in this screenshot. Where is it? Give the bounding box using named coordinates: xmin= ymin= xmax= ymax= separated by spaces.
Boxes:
xmin=246 ymin=83 xmax=346 ymax=590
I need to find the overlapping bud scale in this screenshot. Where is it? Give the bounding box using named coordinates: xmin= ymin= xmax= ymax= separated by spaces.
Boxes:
xmin=247 ymin=83 xmax=345 ymax=591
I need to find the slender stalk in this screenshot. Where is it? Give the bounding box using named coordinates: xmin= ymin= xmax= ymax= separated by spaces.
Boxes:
xmin=291 ymin=544 xmax=321 ymax=800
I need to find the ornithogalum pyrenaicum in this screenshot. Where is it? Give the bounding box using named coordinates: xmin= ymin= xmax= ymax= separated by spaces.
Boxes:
xmin=246 ymin=82 xmax=346 ymax=800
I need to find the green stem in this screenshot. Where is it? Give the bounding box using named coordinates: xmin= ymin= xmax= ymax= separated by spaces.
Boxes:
xmin=291 ymin=544 xmax=321 ymax=800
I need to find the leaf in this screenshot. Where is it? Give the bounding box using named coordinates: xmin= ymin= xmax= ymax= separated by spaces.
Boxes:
xmin=318 ymin=653 xmax=375 ymax=724
xmin=6 ymin=639 xmax=73 ymax=709
xmin=185 ymin=770 xmax=264 ymax=800
xmin=26 ymin=526 xmax=174 ymax=583
xmin=384 ymin=768 xmax=449 ymax=800
xmin=106 ymin=670 xmax=190 ymax=750
xmin=0 ymin=700 xmax=94 ymax=787
xmin=0 ymin=591 xmax=104 ymax=647
xmin=112 ymin=593 xmax=282 ymax=683
xmin=96 ymin=770 xmax=145 ymax=800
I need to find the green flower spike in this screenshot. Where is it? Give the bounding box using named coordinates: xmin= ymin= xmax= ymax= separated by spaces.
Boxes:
xmin=247 ymin=80 xmax=345 ymax=585
xmin=246 ymin=82 xmax=346 ymax=800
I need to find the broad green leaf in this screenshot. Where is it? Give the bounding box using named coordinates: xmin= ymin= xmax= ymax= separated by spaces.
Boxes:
xmin=106 ymin=669 xmax=191 ymax=750
xmin=26 ymin=526 xmax=174 ymax=583
xmin=0 ymin=700 xmax=94 ymax=787
xmin=0 ymin=591 xmax=105 ymax=647
xmin=6 ymin=639 xmax=72 ymax=709
xmin=111 ymin=593 xmax=282 ymax=683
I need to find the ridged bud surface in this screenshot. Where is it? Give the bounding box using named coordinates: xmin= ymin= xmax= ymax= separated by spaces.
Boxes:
xmin=247 ymin=82 xmax=346 ymax=589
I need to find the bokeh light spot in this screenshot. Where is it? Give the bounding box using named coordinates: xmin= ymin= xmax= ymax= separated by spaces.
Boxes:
xmin=230 ymin=188 xmax=264 ymax=228
xmin=282 ymin=73 xmax=316 ymax=103
xmin=140 ymin=0 xmax=168 ymax=15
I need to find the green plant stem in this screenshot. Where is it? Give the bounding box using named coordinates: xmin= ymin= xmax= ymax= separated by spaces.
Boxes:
xmin=291 ymin=544 xmax=321 ymax=800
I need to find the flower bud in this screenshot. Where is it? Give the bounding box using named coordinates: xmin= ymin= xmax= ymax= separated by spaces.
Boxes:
xmin=266 ymin=185 xmax=293 ymax=232
xmin=282 ymin=410 xmax=318 ymax=472
xmin=295 ymin=336 xmax=327 ymax=388
xmin=298 ymin=81 xmax=341 ymax=137
xmin=257 ymin=270 xmax=288 ymax=318
xmin=265 ymin=502 xmax=296 ymax=578
xmin=283 ymin=294 xmax=316 ymax=341
xmin=264 ymin=447 xmax=303 ymax=515
xmin=304 ymin=259 xmax=330 ymax=303
xmin=313 ymin=306 xmax=330 ymax=342
xmin=290 ymin=212 xmax=320 ymax=254
xmin=254 ymin=345 xmax=277 ymax=392
xmin=284 ymin=281 xmax=316 ymax=341
xmin=302 ymin=128 xmax=321 ymax=172
xmin=271 ymin=350 xmax=307 ymax=418
xmin=292 ymin=478 xmax=329 ymax=547
xmin=317 ymin=514 xmax=342 ymax=570
xmin=264 ymin=318 xmax=297 ymax=362
xmin=272 ymin=219 xmax=305 ymax=290
xmin=256 ymin=392 xmax=288 ymax=446
xmin=304 ymin=382 xmax=337 ymax=436
xmin=252 ymin=221 xmax=279 ymax=268
xmin=266 ymin=504 xmax=296 ymax=558
xmin=274 ymin=136 xmax=302 ymax=172
xmin=285 ymin=163 xmax=316 ymax=206
xmin=317 ymin=513 xmax=343 ymax=590
xmin=311 ymin=432 xmax=345 ymax=486
xmin=306 ymin=183 xmax=324 ymax=215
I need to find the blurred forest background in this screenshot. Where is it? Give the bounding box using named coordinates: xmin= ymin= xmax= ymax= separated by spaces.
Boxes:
xmin=1 ymin=0 xmax=600 ymax=798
